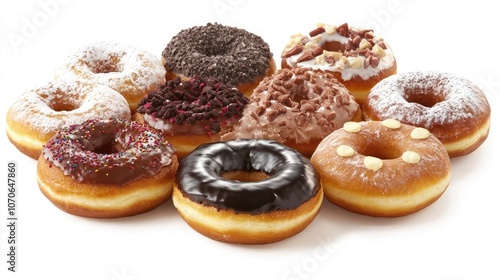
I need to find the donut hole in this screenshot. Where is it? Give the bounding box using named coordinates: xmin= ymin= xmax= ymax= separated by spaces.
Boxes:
xmin=48 ymin=92 xmax=81 ymax=112
xmin=51 ymin=101 xmax=80 ymax=112
xmin=321 ymin=41 xmax=346 ymax=53
xmin=403 ymin=88 xmax=445 ymax=108
xmin=222 ymin=170 xmax=270 ymax=182
xmin=357 ymin=141 xmax=402 ymax=160
xmin=91 ymin=138 xmax=123 ymax=155
xmin=87 ymin=55 xmax=123 ymax=74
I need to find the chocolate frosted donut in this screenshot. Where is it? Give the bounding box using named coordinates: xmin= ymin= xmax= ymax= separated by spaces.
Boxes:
xmin=161 ymin=23 xmax=276 ymax=97
xmin=37 ymin=119 xmax=179 ymax=218
xmin=222 ymin=68 xmax=361 ymax=157
xmin=173 ymin=139 xmax=323 ymax=244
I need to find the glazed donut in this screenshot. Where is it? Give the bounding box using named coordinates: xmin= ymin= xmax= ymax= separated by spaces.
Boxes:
xmin=133 ymin=76 xmax=248 ymax=158
xmin=362 ymin=71 xmax=491 ymax=157
xmin=311 ymin=119 xmax=451 ymax=217
xmin=173 ymin=139 xmax=322 ymax=244
xmin=161 ymin=23 xmax=276 ymax=97
xmin=37 ymin=118 xmax=179 ymax=218
xmin=55 ymin=41 xmax=166 ymax=112
xmin=222 ymin=67 xmax=361 ymax=157
xmin=5 ymin=79 xmax=131 ymax=160
xmin=281 ymin=23 xmax=397 ymax=103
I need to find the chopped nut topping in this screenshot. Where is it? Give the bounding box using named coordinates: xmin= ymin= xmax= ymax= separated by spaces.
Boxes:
xmin=282 ymin=45 xmax=304 ymax=58
xmin=309 ymin=27 xmax=325 ymax=37
xmin=402 ymin=151 xmax=421 ymax=164
xmin=364 ymin=156 xmax=383 ymax=171
xmin=282 ymin=22 xmax=393 ymax=74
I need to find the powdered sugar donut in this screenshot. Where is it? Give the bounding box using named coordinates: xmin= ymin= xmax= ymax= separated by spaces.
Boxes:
xmin=6 ymin=79 xmax=131 ymax=159
xmin=362 ymin=71 xmax=491 ymax=157
xmin=55 ymin=41 xmax=166 ymax=112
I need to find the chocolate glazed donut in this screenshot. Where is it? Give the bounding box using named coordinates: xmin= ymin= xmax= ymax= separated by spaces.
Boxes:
xmin=173 ymin=139 xmax=323 ymax=244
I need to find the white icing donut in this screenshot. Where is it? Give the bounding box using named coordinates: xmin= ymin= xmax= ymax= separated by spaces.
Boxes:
xmin=281 ymin=23 xmax=397 ymax=103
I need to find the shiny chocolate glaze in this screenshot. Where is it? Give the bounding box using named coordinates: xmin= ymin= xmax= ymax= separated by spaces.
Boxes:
xmin=175 ymin=139 xmax=320 ymax=214
xmin=41 ymin=119 xmax=176 ymax=185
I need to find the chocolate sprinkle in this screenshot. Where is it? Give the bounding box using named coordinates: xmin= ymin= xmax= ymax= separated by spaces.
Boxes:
xmin=137 ymin=77 xmax=248 ymax=133
xmin=162 ymin=23 xmax=273 ymax=86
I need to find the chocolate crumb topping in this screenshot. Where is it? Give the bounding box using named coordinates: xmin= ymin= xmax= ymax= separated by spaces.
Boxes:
xmin=162 ymin=23 xmax=273 ymax=86
xmin=137 ymin=77 xmax=248 ymax=134
xmin=222 ymin=68 xmax=359 ymax=145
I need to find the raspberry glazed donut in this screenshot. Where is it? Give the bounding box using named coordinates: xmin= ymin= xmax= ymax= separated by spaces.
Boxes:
xmin=55 ymin=41 xmax=166 ymax=112
xmin=281 ymin=23 xmax=397 ymax=103
xmin=37 ymin=119 xmax=178 ymax=218
xmin=5 ymin=79 xmax=131 ymax=159
xmin=133 ymin=76 xmax=248 ymax=158
xmin=173 ymin=139 xmax=322 ymax=244
xmin=362 ymin=71 xmax=491 ymax=157
xmin=222 ymin=68 xmax=361 ymax=157
xmin=161 ymin=23 xmax=276 ymax=97
xmin=311 ymin=119 xmax=451 ymax=217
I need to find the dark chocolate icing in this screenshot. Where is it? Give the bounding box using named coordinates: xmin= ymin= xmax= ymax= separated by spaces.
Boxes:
xmin=41 ymin=119 xmax=176 ymax=185
xmin=162 ymin=23 xmax=273 ymax=86
xmin=175 ymin=139 xmax=320 ymax=214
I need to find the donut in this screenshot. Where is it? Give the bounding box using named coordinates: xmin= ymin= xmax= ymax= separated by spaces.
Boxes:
xmin=5 ymin=79 xmax=131 ymax=160
xmin=173 ymin=139 xmax=322 ymax=244
xmin=222 ymin=67 xmax=361 ymax=157
xmin=161 ymin=23 xmax=276 ymax=97
xmin=37 ymin=118 xmax=179 ymax=218
xmin=310 ymin=119 xmax=451 ymax=217
xmin=55 ymin=41 xmax=166 ymax=112
xmin=281 ymin=23 xmax=397 ymax=103
xmin=133 ymin=76 xmax=248 ymax=158
xmin=362 ymin=71 xmax=491 ymax=157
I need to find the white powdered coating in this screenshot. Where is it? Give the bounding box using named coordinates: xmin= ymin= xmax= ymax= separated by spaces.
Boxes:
xmin=365 ymin=71 xmax=491 ymax=128
xmin=54 ymin=41 xmax=166 ymax=99
xmin=8 ymin=79 xmax=131 ymax=135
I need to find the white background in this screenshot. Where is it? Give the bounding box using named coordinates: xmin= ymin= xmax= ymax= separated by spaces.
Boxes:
xmin=1 ymin=1 xmax=499 ymax=280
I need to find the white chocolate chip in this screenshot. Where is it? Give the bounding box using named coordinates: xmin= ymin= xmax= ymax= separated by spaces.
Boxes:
xmin=337 ymin=145 xmax=355 ymax=157
xmin=364 ymin=156 xmax=383 ymax=171
xmin=381 ymin=119 xmax=401 ymax=129
xmin=324 ymin=24 xmax=336 ymax=35
xmin=372 ymin=44 xmax=387 ymax=58
xmin=304 ymin=41 xmax=318 ymax=51
xmin=315 ymin=54 xmax=326 ymax=65
xmin=411 ymin=127 xmax=431 ymax=140
xmin=310 ymin=34 xmax=323 ymax=44
xmin=348 ymin=56 xmax=364 ymax=69
xmin=343 ymin=121 xmax=362 ymax=133
xmin=359 ymin=38 xmax=372 ymax=50
xmin=402 ymin=151 xmax=421 ymax=164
